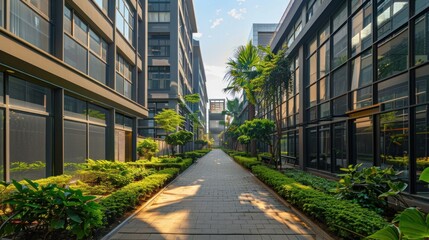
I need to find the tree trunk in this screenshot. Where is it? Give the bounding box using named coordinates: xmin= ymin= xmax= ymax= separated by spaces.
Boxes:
xmin=248 ymin=103 xmax=257 ymax=157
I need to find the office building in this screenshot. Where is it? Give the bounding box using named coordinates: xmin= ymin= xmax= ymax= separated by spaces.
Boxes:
xmin=0 ymin=0 xmax=148 ymax=181
xmin=139 ymin=0 xmax=198 ymax=144
xmin=192 ymin=39 xmax=208 ymax=139
xmin=263 ymin=0 xmax=429 ymax=197
xmin=209 ymin=99 xmax=225 ymax=147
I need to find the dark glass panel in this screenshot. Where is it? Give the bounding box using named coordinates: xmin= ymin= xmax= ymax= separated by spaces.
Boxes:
xmin=64 ymin=121 xmax=87 ymax=172
xmin=378 ymin=73 xmax=408 ymax=110
xmin=351 ymin=3 xmax=372 ymax=56
xmin=319 ymin=42 xmax=330 ymax=78
xmin=333 ymin=95 xmax=348 ymax=116
xmin=64 ymin=95 xmax=86 ymax=120
xmin=89 ymin=125 xmax=106 ymax=160
xmin=353 ymin=117 xmax=373 ymax=168
xmin=415 ymin=105 xmax=429 ymax=196
xmin=377 ymin=0 xmax=408 ymax=38
xmin=307 ymin=128 xmax=318 ymax=168
xmin=416 ymin=65 xmax=429 ymax=104
xmin=333 ymin=25 xmax=348 ymax=68
xmin=88 ymin=104 xmax=107 ymax=124
xmin=89 ymin=53 xmax=107 ymax=84
xmin=415 ymin=14 xmax=429 ymax=66
xmin=333 ymin=122 xmax=347 ymax=172
xmin=351 ymin=50 xmax=373 ymax=90
xmin=9 ymin=76 xmax=51 ymax=112
xmin=332 ymin=65 xmax=347 ymax=97
xmin=377 ymin=29 xmax=408 ymax=80
xmin=64 ymin=34 xmax=88 ymax=73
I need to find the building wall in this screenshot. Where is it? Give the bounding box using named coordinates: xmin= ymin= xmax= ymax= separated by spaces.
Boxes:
xmin=139 ymin=0 xmax=198 ymax=150
xmin=192 ymin=40 xmax=208 ymax=139
xmin=267 ymin=0 xmax=429 ymax=197
xmin=209 ymin=99 xmax=225 ymax=146
xmin=0 ymin=0 xmax=148 ymax=181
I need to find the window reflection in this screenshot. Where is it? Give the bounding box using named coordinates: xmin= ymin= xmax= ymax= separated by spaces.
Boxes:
xmin=353 ymin=117 xmax=373 ymax=168
xmin=377 ymin=29 xmax=408 ymax=80
xmin=415 ymin=105 xmax=429 ymax=196
xmin=351 ymin=3 xmax=372 ymax=56
xmin=377 ymin=0 xmax=408 ymax=38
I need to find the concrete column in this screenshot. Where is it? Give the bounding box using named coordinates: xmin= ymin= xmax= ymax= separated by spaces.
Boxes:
xmin=53 ymin=88 xmax=64 ymax=175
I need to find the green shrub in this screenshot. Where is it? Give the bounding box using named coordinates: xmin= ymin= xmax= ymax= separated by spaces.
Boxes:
xmin=0 ymin=179 xmax=103 ymax=239
xmin=141 ymin=158 xmax=193 ymax=171
xmin=283 ymin=169 xmax=337 ymax=194
xmin=137 ymin=138 xmax=159 ymax=160
xmin=99 ymin=168 xmax=179 ymax=223
xmin=233 ymin=156 xmax=261 ymax=169
xmin=251 ymin=166 xmax=387 ymax=239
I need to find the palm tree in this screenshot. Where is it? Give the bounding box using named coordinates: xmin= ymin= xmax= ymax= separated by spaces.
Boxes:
xmin=224 ymin=41 xmax=260 ymax=121
xmin=222 ymin=97 xmax=245 ymax=125
xmin=224 ymin=41 xmax=260 ymax=156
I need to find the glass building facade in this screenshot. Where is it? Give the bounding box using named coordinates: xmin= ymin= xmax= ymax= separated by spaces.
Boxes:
xmin=268 ymin=0 xmax=429 ymax=198
xmin=0 ymin=0 xmax=148 ymax=181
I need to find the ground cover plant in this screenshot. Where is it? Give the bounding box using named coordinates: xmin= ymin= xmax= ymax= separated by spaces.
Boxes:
xmin=0 ymin=150 xmax=211 ymax=240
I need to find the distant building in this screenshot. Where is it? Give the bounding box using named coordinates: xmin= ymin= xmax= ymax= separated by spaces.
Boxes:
xmin=192 ymin=40 xmax=208 ymax=140
xmin=209 ymin=99 xmax=225 ymax=147
xmin=249 ymin=23 xmax=278 ymax=47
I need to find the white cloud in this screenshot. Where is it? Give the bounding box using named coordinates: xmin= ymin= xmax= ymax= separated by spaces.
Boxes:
xmin=237 ymin=0 xmax=246 ymax=5
xmin=193 ymin=32 xmax=203 ymax=39
xmin=216 ymin=9 xmax=222 ymax=15
xmin=228 ymin=8 xmax=247 ymax=20
xmin=210 ymin=18 xmax=223 ymax=28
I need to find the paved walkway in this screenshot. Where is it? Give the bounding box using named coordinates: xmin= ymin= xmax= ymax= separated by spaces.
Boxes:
xmin=108 ymin=149 xmax=317 ymax=240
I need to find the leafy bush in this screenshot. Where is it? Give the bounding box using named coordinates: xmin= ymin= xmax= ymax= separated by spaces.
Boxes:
xmin=233 ymin=156 xmax=261 ymax=169
xmin=99 ymin=168 xmax=179 ymax=223
xmin=336 ymin=164 xmax=408 ymax=214
xmin=141 ymin=159 xmax=193 ymax=171
xmin=137 ymin=138 xmax=159 ymax=160
xmin=251 ymin=165 xmax=387 ymax=239
xmin=283 ymin=169 xmax=337 ymax=194
xmin=0 ymin=180 xmax=103 ymax=239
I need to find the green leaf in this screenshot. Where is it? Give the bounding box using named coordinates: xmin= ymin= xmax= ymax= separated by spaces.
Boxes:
xmin=366 ymin=225 xmax=400 ymax=240
xmin=67 ymin=209 xmax=82 ymax=223
xmin=24 ymin=178 xmax=39 ymax=190
xmin=419 ymin=168 xmax=429 ymax=184
xmin=399 ymin=208 xmax=429 ymax=239
xmin=51 ymin=219 xmax=65 ymax=229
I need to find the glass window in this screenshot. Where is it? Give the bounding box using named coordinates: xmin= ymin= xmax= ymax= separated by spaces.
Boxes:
xmin=149 ymin=66 xmax=171 ymax=90
xmin=415 ymin=14 xmax=429 ymax=66
xmin=333 ymin=122 xmax=347 ymax=172
xmin=332 ymin=66 xmax=347 ymax=97
xmin=416 ymin=65 xmax=429 ymax=104
xmin=10 ymin=0 xmax=51 ymax=52
xmin=309 ymin=54 xmax=317 ymax=84
xmin=307 ymin=127 xmax=318 ymax=168
xmin=64 ymin=121 xmax=87 ymax=167
xmin=351 ymin=3 xmax=372 ymax=56
xmin=64 ymin=6 xmax=72 ymax=34
xmin=320 ymin=102 xmax=330 ymax=118
xmin=89 ymin=54 xmax=107 ymax=84
xmin=333 ymin=3 xmax=347 ymax=31
xmin=89 ymin=125 xmax=106 ymax=160
xmin=64 ymin=35 xmax=88 ymax=73
xmin=93 ymin=0 xmax=108 ymax=13
xmin=149 ymin=34 xmax=170 ymax=56
xmin=309 ymin=84 xmax=317 ymax=107
xmin=415 ymin=105 xmax=429 ymax=195
xmin=333 ymin=95 xmax=348 ymax=115
xmin=333 ymin=25 xmax=348 ymax=68
xmin=416 ymin=0 xmax=429 ymax=14
xmin=319 ymin=42 xmax=330 ymax=78
xmin=352 ymin=0 xmax=364 ymax=13
xmin=377 ymin=29 xmax=408 ymax=80
xmin=74 ymin=15 xmax=88 ymax=45
xmin=319 ymin=126 xmax=331 ymax=171
xmin=377 ymin=0 xmax=408 ymax=38
xmin=64 ymin=95 xmax=87 ymax=120
xmin=380 ymin=110 xmax=409 ymax=183
xmin=319 ymin=77 xmax=329 ymax=102
xmin=353 ymin=117 xmax=373 ymax=167
xmin=351 ymin=50 xmax=373 ymax=90
xmin=88 ymin=104 xmax=107 ymax=124
xmin=0 ymin=0 xmax=4 ymax=27
xmin=378 ymin=73 xmax=408 ymax=110
xmin=353 ymin=86 xmax=373 ymax=109
xmin=116 ymin=0 xmax=134 ymax=44
xmin=319 ymin=23 xmax=330 ymax=44
xmin=309 ymin=37 xmax=317 ymax=55
xmin=116 ymin=54 xmax=133 ymax=98
xmin=9 ymin=76 xmax=51 ymax=112
xmin=10 ymin=111 xmax=51 ymax=181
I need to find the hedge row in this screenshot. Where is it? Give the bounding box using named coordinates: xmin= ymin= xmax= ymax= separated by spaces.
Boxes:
xmin=128 ymin=158 xmax=193 ymax=171
xmin=99 ymin=168 xmax=180 ymax=223
xmin=232 ymin=155 xmax=262 ymax=169
xmin=251 ymin=165 xmax=387 ymax=239
xmin=282 ymin=169 xmax=337 ymax=194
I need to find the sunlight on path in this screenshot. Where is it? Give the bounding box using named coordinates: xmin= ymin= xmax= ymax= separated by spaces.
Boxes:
xmin=108 ymin=149 xmax=317 ymax=240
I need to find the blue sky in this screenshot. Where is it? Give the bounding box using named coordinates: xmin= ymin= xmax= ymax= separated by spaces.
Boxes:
xmin=193 ymin=0 xmax=290 ymax=100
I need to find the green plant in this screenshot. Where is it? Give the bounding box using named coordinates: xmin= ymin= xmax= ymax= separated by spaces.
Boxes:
xmin=336 ymin=164 xmax=408 ymax=214
xmin=0 ymin=179 xmax=103 ymax=239
xmin=154 ymin=109 xmax=185 ymax=134
xmin=99 ymin=168 xmax=179 ymax=223
xmin=283 ymin=169 xmax=337 ymax=194
xmin=251 ymin=166 xmax=387 ymax=238
xmin=165 ymin=130 xmax=193 ymax=156
xmin=137 ymin=138 xmax=159 ymax=160
xmin=233 ymin=156 xmax=261 ymax=169
xmin=367 ymin=167 xmax=429 ymax=239
xmin=237 ymin=119 xmax=275 ymax=161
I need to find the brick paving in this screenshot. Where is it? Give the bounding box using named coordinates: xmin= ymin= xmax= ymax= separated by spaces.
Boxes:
xmin=108 ymin=149 xmax=318 ymax=240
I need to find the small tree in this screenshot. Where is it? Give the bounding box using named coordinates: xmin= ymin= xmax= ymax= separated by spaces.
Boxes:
xmin=238 ymin=119 xmax=275 ymax=161
xmin=154 ymin=109 xmax=184 ymax=155
xmin=165 ymin=130 xmax=193 ymax=155
xmin=137 ymin=138 xmax=159 ymax=160
xmin=154 ymin=109 xmax=185 ymax=134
